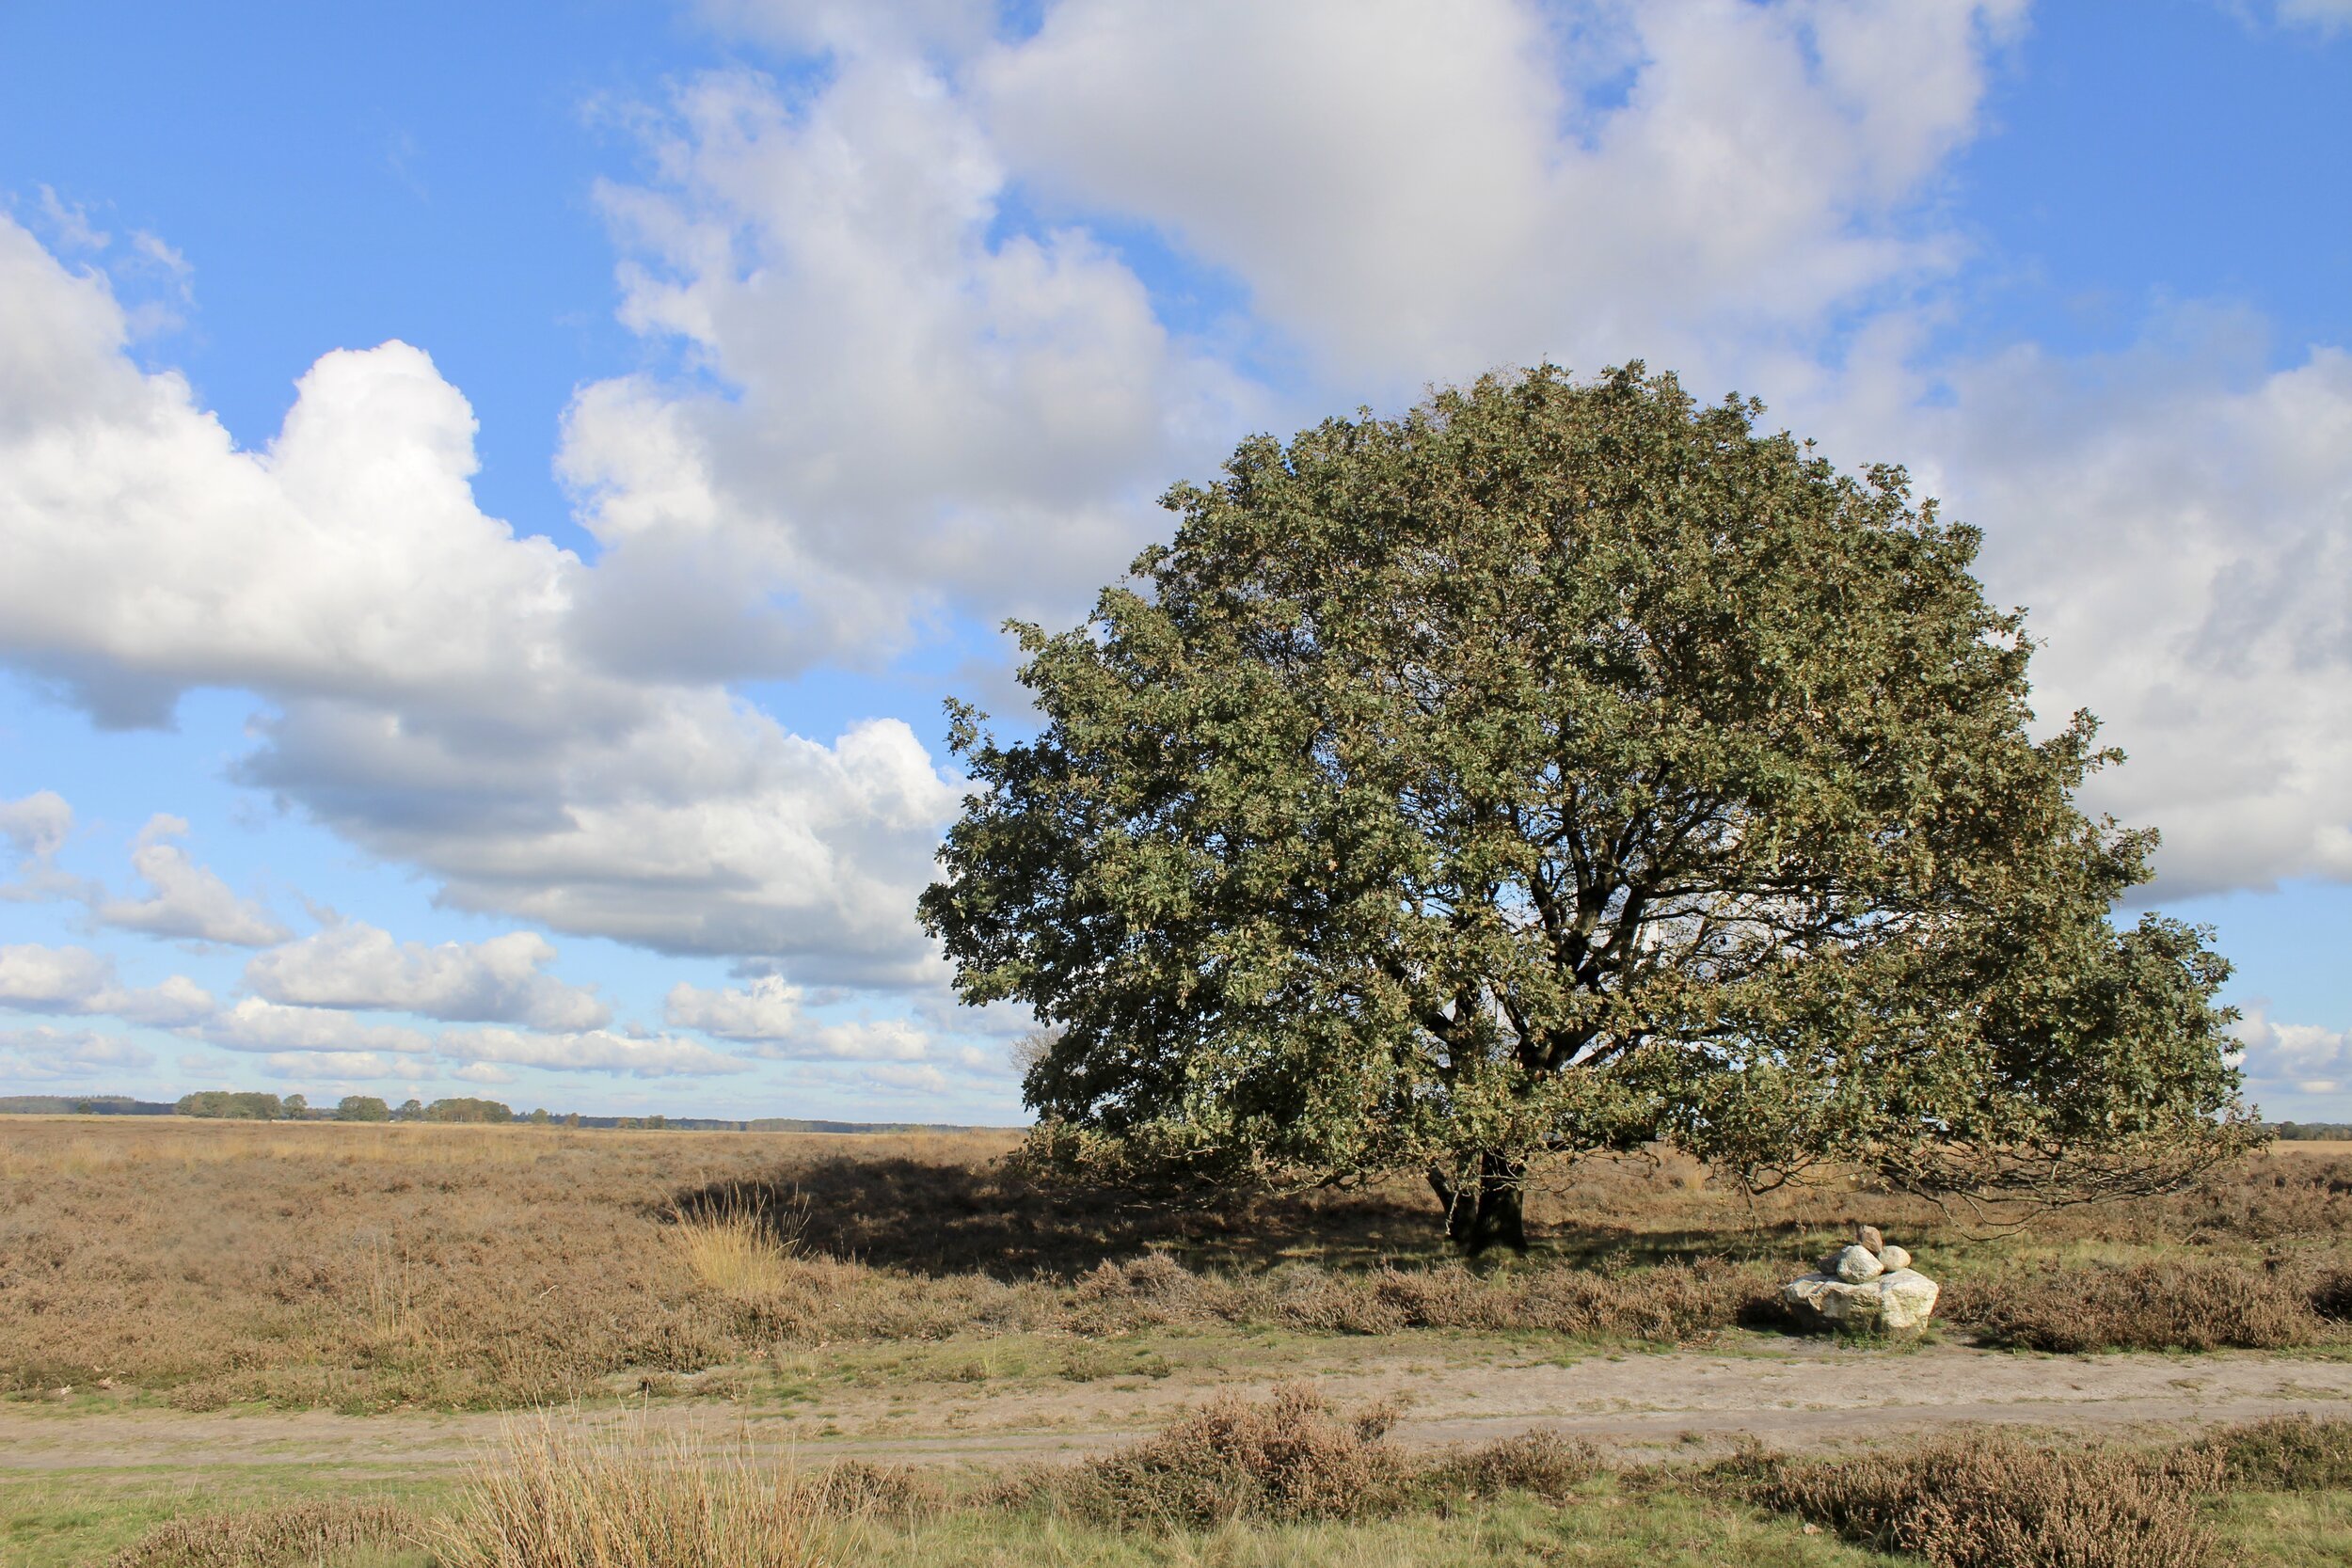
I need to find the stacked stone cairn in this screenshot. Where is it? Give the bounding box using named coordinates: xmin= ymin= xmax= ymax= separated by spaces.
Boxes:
xmin=1781 ymin=1224 xmax=1939 ymax=1332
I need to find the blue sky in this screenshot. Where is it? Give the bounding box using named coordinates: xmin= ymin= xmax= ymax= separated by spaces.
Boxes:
xmin=0 ymin=0 xmax=2346 ymax=1122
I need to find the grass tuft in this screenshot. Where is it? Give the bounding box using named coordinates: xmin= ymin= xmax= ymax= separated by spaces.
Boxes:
xmin=669 ymin=1210 xmax=801 ymax=1299
xmin=431 ymin=1417 xmax=824 ymax=1568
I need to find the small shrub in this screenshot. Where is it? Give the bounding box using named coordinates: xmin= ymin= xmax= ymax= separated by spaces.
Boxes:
xmin=2308 ymin=1266 xmax=2352 ymax=1322
xmin=1951 ymin=1259 xmax=2323 ymax=1352
xmin=432 ymin=1417 xmax=821 ymax=1568
xmin=2193 ymin=1414 xmax=2352 ymax=1492
xmin=1719 ymin=1435 xmax=2225 ymax=1568
xmin=800 ymin=1458 xmax=943 ymax=1520
xmin=1422 ymin=1430 xmax=1600 ymax=1502
xmin=1050 ymin=1383 xmax=1409 ymax=1528
xmin=110 ymin=1499 xmax=413 ymax=1568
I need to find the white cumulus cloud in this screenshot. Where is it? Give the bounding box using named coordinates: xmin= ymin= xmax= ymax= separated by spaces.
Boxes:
xmin=437 ymin=1026 xmax=753 ymax=1078
xmin=2233 ymin=1006 xmax=2352 ymax=1098
xmin=0 ymin=942 xmax=214 ymax=1026
xmin=245 ymin=922 xmax=611 ymax=1031
xmin=96 ymin=814 xmax=290 ymax=946
xmin=0 ymin=216 xmax=962 ymax=981
xmin=0 ymin=1025 xmax=155 ymax=1083
xmin=664 ymin=975 xmax=803 ymax=1039
xmin=0 ymin=790 xmax=84 ymax=903
xmin=201 ymin=997 xmax=436 ymax=1055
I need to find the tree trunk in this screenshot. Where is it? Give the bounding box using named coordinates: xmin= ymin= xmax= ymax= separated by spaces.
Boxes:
xmin=1427 ymin=1150 xmax=1529 ymax=1257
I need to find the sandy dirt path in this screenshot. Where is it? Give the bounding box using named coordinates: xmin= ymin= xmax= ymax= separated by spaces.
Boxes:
xmin=6 ymin=1339 xmax=2351 ymax=1474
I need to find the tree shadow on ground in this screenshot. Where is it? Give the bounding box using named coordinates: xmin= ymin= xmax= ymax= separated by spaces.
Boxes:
xmin=665 ymin=1154 xmax=1471 ymax=1278
xmin=661 ymin=1153 xmax=1815 ymax=1279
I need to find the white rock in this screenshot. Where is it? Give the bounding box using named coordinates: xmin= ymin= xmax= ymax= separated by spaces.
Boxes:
xmin=1830 ymin=1244 xmax=1883 ymax=1283
xmin=1875 ymin=1269 xmax=1939 ymax=1330
xmin=1879 ymin=1244 xmax=1913 ymax=1271
xmin=1781 ymin=1266 xmax=1939 ymax=1333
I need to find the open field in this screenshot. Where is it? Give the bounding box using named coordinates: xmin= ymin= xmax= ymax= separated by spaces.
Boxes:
xmin=8 ymin=1117 xmax=2352 ymax=1564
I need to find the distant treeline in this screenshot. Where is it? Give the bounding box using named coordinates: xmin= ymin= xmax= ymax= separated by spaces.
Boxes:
xmin=2271 ymin=1122 xmax=2352 ymax=1140
xmin=0 ymin=1095 xmax=175 ymax=1116
xmin=0 ymin=1089 xmax=992 ymax=1134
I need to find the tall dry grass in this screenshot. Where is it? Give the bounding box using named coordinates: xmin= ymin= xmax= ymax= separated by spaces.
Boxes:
xmin=435 ymin=1418 xmax=825 ymax=1568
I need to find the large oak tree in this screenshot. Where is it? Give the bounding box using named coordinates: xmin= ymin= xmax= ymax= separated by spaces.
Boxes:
xmin=921 ymin=366 xmax=2253 ymax=1253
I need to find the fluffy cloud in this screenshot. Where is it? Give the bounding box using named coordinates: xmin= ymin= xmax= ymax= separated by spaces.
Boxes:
xmin=0 ymin=942 xmax=214 ymax=1026
xmin=860 ymin=1061 xmax=947 ymax=1095
xmin=2233 ymin=1006 xmax=2352 ymax=1098
xmin=664 ymin=974 xmax=803 ymax=1039
xmin=0 ymin=216 xmax=961 ymax=980
xmin=254 ymin=1050 xmax=436 ymax=1084
xmin=667 ymin=976 xmax=939 ymax=1060
xmin=0 ymin=1025 xmax=155 ymax=1083
xmin=245 ymin=922 xmax=611 ymax=1031
xmin=1836 ymin=327 xmax=2352 ymax=896
xmin=200 ymin=997 xmax=435 ymax=1056
xmin=0 ymin=790 xmax=82 ymax=903
xmin=437 ymin=1026 xmax=753 ymax=1078
xmin=559 ymin=57 xmax=1256 ymax=674
xmin=96 ymin=815 xmax=289 ymax=946
xmin=978 ymin=0 xmax=2024 ymax=388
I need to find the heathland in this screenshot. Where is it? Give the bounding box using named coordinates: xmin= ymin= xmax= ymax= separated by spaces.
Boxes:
xmin=7 ymin=1116 xmax=2352 ymax=1566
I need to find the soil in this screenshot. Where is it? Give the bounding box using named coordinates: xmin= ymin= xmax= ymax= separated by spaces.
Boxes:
xmin=6 ymin=1336 xmax=2350 ymax=1475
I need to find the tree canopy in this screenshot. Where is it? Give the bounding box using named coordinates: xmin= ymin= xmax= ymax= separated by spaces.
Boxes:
xmin=921 ymin=365 xmax=2254 ymax=1251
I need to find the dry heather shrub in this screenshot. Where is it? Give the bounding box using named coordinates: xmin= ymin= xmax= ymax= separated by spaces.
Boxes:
xmin=1422 ymin=1431 xmax=1601 ymax=1502
xmin=433 ymin=1418 xmax=822 ymax=1568
xmin=110 ymin=1499 xmax=413 ymax=1568
xmin=1721 ymin=1435 xmax=2225 ymax=1568
xmin=1948 ymin=1259 xmax=2326 ymax=1352
xmin=2308 ymin=1265 xmax=2352 ymax=1322
xmin=799 ymin=1459 xmax=944 ymax=1520
xmin=1053 ymin=1384 xmax=1408 ymax=1528
xmin=2190 ymin=1414 xmax=2352 ymax=1493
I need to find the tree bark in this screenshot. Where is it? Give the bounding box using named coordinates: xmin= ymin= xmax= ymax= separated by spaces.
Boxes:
xmin=1428 ymin=1149 xmax=1529 ymax=1256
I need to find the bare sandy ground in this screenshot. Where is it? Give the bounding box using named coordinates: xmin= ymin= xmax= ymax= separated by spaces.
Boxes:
xmin=6 ymin=1338 xmax=2350 ymax=1474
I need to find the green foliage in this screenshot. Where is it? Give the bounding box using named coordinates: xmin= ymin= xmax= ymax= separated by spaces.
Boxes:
xmin=337 ymin=1096 xmax=391 ymax=1123
xmin=923 ymin=364 xmax=2254 ymax=1222
xmin=421 ymin=1098 xmax=513 ymax=1124
xmin=175 ymin=1091 xmax=286 ymax=1120
xmin=283 ymin=1094 xmax=310 ymax=1119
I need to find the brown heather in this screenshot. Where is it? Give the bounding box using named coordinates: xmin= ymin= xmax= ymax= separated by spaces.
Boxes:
xmin=6 ymin=1118 xmax=2352 ymax=1410
xmin=1716 ymin=1435 xmax=2229 ymax=1568
xmin=1008 ymin=1385 xmax=1602 ymax=1528
xmin=1945 ymin=1256 xmax=2343 ymax=1353
xmin=1714 ymin=1418 xmax=2352 ymax=1568
xmin=108 ymin=1499 xmax=416 ymax=1568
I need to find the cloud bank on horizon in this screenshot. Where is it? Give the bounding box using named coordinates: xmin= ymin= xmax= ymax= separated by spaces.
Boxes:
xmin=0 ymin=0 xmax=2345 ymax=1118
